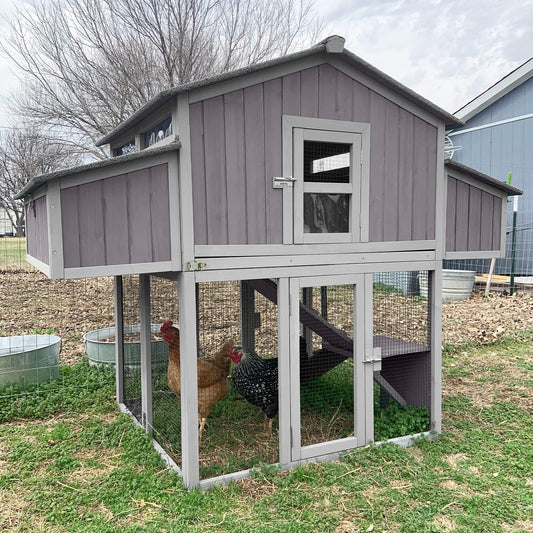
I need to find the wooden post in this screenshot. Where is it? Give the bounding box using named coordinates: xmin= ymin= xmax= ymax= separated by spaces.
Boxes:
xmin=179 ymin=272 xmax=200 ymax=489
xmin=139 ymin=274 xmax=153 ymax=434
xmin=114 ymin=275 xmax=124 ymax=405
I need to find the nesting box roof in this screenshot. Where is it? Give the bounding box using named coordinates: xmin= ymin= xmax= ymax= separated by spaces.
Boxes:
xmin=445 ymin=159 xmax=522 ymax=196
xmin=15 ymin=140 xmax=181 ymax=200
xmin=96 ymin=35 xmax=463 ymax=147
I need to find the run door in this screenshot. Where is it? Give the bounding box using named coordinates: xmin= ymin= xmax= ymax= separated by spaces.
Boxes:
xmin=289 ymin=274 xmax=369 ymax=461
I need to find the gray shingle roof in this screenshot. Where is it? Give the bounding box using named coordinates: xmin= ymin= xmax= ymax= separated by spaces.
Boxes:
xmin=15 ymin=141 xmax=181 ymax=200
xmin=96 ymin=35 xmax=463 ymax=147
xmin=445 ymin=159 xmax=522 ymax=196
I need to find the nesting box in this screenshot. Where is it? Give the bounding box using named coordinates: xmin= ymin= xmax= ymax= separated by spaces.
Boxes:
xmin=17 ymin=35 xmax=521 ymax=489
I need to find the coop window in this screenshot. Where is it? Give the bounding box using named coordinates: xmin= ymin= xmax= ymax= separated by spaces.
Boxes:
xmin=115 ymin=139 xmax=136 ymax=156
xmin=144 ymin=116 xmax=172 ymax=148
xmin=293 ymin=128 xmax=362 ymax=243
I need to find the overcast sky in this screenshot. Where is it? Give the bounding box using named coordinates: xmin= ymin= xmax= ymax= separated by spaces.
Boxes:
xmin=0 ymin=0 xmax=531 ymax=129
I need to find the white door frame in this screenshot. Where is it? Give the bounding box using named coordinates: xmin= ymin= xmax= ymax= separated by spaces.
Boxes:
xmin=288 ymin=273 xmax=371 ymax=461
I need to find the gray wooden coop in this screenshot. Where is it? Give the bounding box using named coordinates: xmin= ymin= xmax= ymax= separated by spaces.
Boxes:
xmin=16 ymin=36 xmax=521 ymax=489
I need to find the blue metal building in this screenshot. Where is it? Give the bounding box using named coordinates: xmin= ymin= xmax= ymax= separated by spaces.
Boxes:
xmin=446 ymin=57 xmax=533 ymax=275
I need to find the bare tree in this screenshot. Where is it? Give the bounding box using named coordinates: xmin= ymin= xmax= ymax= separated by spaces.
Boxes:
xmin=2 ymin=0 xmax=322 ymax=158
xmin=0 ymin=128 xmax=79 ymax=236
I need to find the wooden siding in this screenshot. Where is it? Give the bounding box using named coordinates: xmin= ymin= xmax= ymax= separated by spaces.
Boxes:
xmin=190 ymin=63 xmax=438 ymax=246
xmin=61 ymin=164 xmax=171 ymax=268
xmin=26 ymin=196 xmax=49 ymax=265
xmin=445 ymin=176 xmax=502 ymax=252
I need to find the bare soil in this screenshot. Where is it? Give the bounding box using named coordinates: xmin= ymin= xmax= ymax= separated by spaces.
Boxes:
xmin=2 ymin=271 xmax=533 ymax=365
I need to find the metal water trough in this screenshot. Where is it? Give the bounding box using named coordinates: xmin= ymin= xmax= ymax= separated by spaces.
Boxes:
xmin=83 ymin=324 xmax=169 ymax=369
xmin=419 ymin=269 xmax=476 ymax=302
xmin=0 ymin=334 xmax=61 ymax=388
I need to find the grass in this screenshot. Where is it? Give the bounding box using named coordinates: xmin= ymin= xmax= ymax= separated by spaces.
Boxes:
xmin=0 ymin=237 xmax=29 ymax=270
xmin=0 ymin=336 xmax=531 ymax=532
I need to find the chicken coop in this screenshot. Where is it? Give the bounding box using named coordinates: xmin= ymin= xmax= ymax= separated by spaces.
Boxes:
xmin=16 ymin=35 xmax=521 ymax=489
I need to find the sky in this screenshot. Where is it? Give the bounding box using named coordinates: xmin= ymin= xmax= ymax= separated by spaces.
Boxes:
xmin=0 ymin=0 xmax=531 ymax=129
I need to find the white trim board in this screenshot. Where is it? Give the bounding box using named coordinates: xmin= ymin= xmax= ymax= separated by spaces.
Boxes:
xmin=444 ymin=250 xmax=506 ymax=260
xmin=63 ymin=261 xmax=173 ymax=279
xmin=195 ymin=240 xmax=436 ymax=257
xmin=193 ymin=260 xmax=438 ymax=283
xmin=195 ymin=250 xmax=435 ymax=271
xmin=448 ymin=113 xmax=533 ymax=136
xmin=26 ymin=255 xmax=51 ymax=277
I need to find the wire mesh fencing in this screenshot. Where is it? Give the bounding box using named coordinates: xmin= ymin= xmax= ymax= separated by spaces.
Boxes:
xmin=0 ymin=237 xmax=116 ymax=418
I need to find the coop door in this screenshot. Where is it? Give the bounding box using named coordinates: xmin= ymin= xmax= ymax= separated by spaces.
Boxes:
xmin=289 ymin=275 xmax=366 ymax=461
xmin=292 ymin=128 xmax=363 ymax=244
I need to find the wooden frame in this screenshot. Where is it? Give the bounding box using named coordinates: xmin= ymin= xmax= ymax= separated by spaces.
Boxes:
xmin=293 ymin=129 xmax=362 ymax=244
xmin=282 ymin=115 xmax=371 ymax=247
xmin=289 ymin=274 xmax=366 ymax=460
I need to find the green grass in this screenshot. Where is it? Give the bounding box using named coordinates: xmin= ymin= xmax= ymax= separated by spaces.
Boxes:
xmin=0 ymin=339 xmax=532 ymax=532
xmin=0 ymin=237 xmax=29 ymax=269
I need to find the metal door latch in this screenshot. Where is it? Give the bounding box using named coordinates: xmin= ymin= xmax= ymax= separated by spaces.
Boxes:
xmin=272 ymin=176 xmax=297 ymax=188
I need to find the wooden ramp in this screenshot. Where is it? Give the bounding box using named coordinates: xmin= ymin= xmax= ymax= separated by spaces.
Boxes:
xmin=243 ymin=279 xmax=431 ymax=408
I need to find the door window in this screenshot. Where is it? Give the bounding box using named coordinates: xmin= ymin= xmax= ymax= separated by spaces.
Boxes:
xmin=294 ymin=129 xmax=362 ymax=243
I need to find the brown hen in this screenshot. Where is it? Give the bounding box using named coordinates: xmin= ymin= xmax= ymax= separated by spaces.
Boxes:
xmin=160 ymin=321 xmax=234 ymax=437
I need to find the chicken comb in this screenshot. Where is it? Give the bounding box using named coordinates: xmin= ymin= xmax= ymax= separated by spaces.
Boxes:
xmin=160 ymin=321 xmax=173 ymax=333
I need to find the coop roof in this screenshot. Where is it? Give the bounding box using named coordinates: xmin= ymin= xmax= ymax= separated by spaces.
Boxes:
xmin=15 ymin=141 xmax=181 ymax=200
xmin=96 ymin=35 xmax=463 ymax=147
xmin=445 ymin=159 xmax=522 ymax=196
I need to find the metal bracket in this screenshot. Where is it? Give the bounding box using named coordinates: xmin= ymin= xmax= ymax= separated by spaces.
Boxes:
xmin=364 ymin=347 xmax=382 ymax=371
xmin=273 ymin=176 xmax=297 ymax=189
xmin=187 ymin=261 xmax=207 ymax=271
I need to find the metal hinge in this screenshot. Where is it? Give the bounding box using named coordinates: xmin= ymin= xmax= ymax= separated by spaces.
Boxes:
xmin=273 ymin=176 xmax=297 ymax=188
xmin=187 ymin=261 xmax=207 ymax=271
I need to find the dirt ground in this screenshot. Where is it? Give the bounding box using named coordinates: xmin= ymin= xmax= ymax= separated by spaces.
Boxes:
xmin=1 ymin=270 xmax=533 ymax=365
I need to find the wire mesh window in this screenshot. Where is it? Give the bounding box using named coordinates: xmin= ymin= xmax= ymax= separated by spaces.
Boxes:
xmin=304 ymin=141 xmax=350 ymax=183
xmin=298 ymin=284 xmax=356 ymax=448
xmin=372 ymin=271 xmax=431 ymax=440
xmin=303 ymin=140 xmax=351 ymax=235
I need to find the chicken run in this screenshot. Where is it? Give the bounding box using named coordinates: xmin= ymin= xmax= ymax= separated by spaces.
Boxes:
xmin=116 ymin=274 xmax=432 ymax=483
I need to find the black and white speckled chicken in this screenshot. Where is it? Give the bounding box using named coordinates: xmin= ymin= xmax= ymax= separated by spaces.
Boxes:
xmin=228 ymin=345 xmax=278 ymax=433
xmin=228 ymin=338 xmax=348 ymax=434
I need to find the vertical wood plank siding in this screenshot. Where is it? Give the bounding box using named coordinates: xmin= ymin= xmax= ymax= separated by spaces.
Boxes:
xmin=445 ymin=176 xmax=502 ymax=252
xmin=26 ymin=196 xmax=49 ymax=265
xmin=190 ymin=64 xmax=438 ymax=245
xmin=61 ymin=164 xmax=171 ymax=268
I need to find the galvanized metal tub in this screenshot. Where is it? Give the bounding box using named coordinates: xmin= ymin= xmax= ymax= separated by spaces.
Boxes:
xmin=0 ymin=335 xmax=60 ymax=388
xmin=83 ymin=324 xmax=169 ymax=369
xmin=419 ymin=269 xmax=476 ymax=302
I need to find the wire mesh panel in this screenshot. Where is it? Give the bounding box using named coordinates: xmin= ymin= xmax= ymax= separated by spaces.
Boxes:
xmin=121 ymin=275 xmax=142 ymax=423
xmin=298 ymin=284 xmax=356 ymax=448
xmin=0 ymin=237 xmax=115 ymax=415
xmin=149 ymin=276 xmax=179 ymax=468
xmin=197 ymin=280 xmax=279 ymax=481
xmin=373 ymin=271 xmax=431 ymax=441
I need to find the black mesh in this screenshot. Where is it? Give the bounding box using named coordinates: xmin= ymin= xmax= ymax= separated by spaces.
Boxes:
xmin=304 ymin=141 xmax=350 ymax=183
xmin=299 ymin=284 xmax=355 ymax=447
xmin=373 ymin=271 xmax=431 ymax=440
